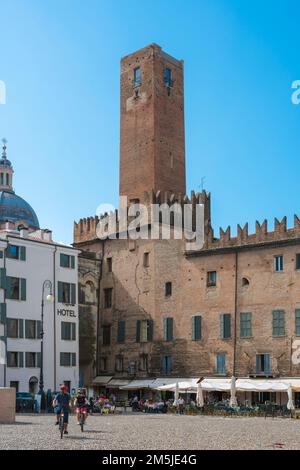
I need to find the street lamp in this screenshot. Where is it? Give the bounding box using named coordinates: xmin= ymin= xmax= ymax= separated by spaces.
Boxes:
xmin=39 ymin=280 xmax=54 ymax=411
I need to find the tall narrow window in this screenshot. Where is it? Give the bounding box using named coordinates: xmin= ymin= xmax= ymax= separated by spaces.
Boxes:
xmin=240 ymin=312 xmax=252 ymax=338
xmin=133 ymin=67 xmax=141 ymax=86
xmin=192 ymin=315 xmax=202 ymax=341
xmin=272 ymin=310 xmax=285 ymax=336
xmin=143 ymin=252 xmax=150 ymax=267
xmin=162 ymin=355 xmax=172 ymax=374
xmin=256 ymin=354 xmax=270 ymax=375
xmin=296 ymin=310 xmax=300 ymax=336
xmin=164 ymin=317 xmax=173 ymax=341
xmin=296 ymin=254 xmax=300 ymax=270
xmin=117 ymin=320 xmax=125 ymax=343
xmin=102 ymin=325 xmax=111 ymax=346
xmin=104 ymin=288 xmax=113 ymax=308
xmin=274 ymin=255 xmax=283 ymax=272
xmin=107 ymin=257 xmax=112 ymax=273
xmin=164 ymin=68 xmax=173 ymax=87
xmin=0 ymin=173 xmax=3 ymax=185
xmin=165 ymin=282 xmax=172 ymax=297
xmin=216 ymin=353 xmax=226 ymax=375
xmin=220 ymin=314 xmax=231 ymax=339
xmin=6 ymin=173 xmax=9 ymax=186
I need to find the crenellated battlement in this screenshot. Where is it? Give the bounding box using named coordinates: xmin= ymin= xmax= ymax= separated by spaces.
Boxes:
xmin=74 ymin=190 xmax=211 ymax=244
xmin=200 ymin=215 xmax=300 ymax=253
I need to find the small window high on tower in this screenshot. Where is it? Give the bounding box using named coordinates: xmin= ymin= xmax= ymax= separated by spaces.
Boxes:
xmin=164 ymin=67 xmax=173 ymax=87
xmin=133 ymin=67 xmax=141 ymax=87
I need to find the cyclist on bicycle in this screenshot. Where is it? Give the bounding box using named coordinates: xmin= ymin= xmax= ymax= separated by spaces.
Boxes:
xmin=74 ymin=389 xmax=89 ymax=425
xmin=53 ymin=385 xmax=71 ymax=434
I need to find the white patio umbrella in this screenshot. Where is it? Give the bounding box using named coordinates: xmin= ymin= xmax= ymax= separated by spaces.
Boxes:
xmin=174 ymin=382 xmax=179 ymax=401
xmin=287 ymin=385 xmax=295 ymax=410
xmin=229 ymin=376 xmax=238 ymax=407
xmin=196 ymin=382 xmax=204 ymax=407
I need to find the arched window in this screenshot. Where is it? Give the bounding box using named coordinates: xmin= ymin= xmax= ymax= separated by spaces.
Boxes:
xmin=0 ymin=173 xmax=3 ymax=185
xmin=6 ymin=173 xmax=9 ymax=186
xmin=85 ymin=280 xmax=96 ymax=304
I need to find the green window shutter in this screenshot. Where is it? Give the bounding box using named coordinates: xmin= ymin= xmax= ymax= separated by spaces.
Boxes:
xmin=71 ymin=284 xmax=76 ymax=304
xmin=20 ymin=279 xmax=26 ymax=301
xmin=222 ymin=314 xmax=231 ymax=338
xmin=296 ymin=310 xmax=300 ymax=335
xmin=72 ymin=323 xmax=76 ymax=341
xmin=72 ymin=353 xmax=76 ymax=366
xmin=0 ymin=268 xmax=6 ymax=289
xmin=0 ymin=303 xmax=6 ymax=324
xmin=192 ymin=316 xmax=201 ymax=341
xmin=136 ymin=320 xmax=141 ymax=342
xmin=61 ymin=322 xmax=66 ymax=340
xmin=0 ymin=251 xmax=3 ymax=258
xmin=147 ymin=320 xmax=153 ymax=341
xmin=18 ymin=319 xmax=24 ymax=338
xmin=36 ymin=321 xmax=42 ymax=339
xmin=60 ymin=253 xmax=64 ymax=267
xmin=163 ymin=318 xmax=167 ymax=341
xmin=36 ymin=352 xmax=41 ymax=368
xmin=20 ymin=246 xmax=26 ymax=261
xmin=220 ymin=314 xmax=224 ymax=339
xmin=166 ymin=318 xmax=173 ymax=341
xmin=25 ymin=320 xmax=29 ymax=339
xmin=118 ymin=320 xmax=125 ymax=343
xmin=18 ymin=352 xmax=23 ymax=367
xmin=58 ymin=282 xmax=63 ymax=302
xmin=71 ymin=256 xmax=75 ymax=269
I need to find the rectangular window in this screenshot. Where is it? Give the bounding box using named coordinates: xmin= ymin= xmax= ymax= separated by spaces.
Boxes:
xmin=143 ymin=252 xmax=150 ymax=268
xmin=58 ymin=282 xmax=76 ymax=304
xmin=296 ymin=309 xmax=300 ymax=336
xmin=274 ymin=255 xmax=283 ymax=272
xmin=102 ymin=325 xmax=111 ymax=346
xmin=272 ymin=310 xmax=285 ymax=336
xmin=136 ymin=319 xmax=153 ymax=343
xmin=192 ymin=315 xmax=202 ymax=341
xmin=6 ymin=277 xmax=26 ymax=301
xmin=164 ymin=67 xmax=173 ymax=87
xmin=117 ymin=320 xmax=125 ymax=343
xmin=7 ymin=318 xmax=24 ymax=338
xmin=60 ymin=253 xmax=75 ymax=269
xmin=240 ymin=312 xmax=252 ymax=338
xmin=216 ymin=353 xmax=226 ymax=375
xmin=115 ymin=356 xmax=123 ymax=372
xmin=7 ymin=351 xmax=23 ymax=368
xmin=104 ymin=288 xmax=113 ymax=309
xmin=162 ymin=355 xmax=172 ymax=374
xmin=207 ymin=271 xmax=217 ymax=287
xmin=296 ymin=254 xmax=300 ymax=270
xmin=60 ymin=352 xmax=76 ymax=367
xmin=25 ymin=320 xmax=41 ymax=339
xmin=100 ymin=357 xmax=107 ymax=372
xmin=164 ymin=317 xmax=173 ymax=341
xmin=133 ymin=67 xmax=141 ymax=86
xmin=0 ymin=303 xmax=6 ymax=324
xmin=61 ymin=322 xmax=76 ymax=341
xmin=107 ymin=257 xmax=112 ymax=273
xmin=25 ymin=352 xmax=40 ymax=368
xmin=140 ymin=354 xmax=148 ymax=371
xmin=256 ymin=354 xmax=270 ymax=375
xmin=220 ymin=314 xmax=231 ymax=339
xmin=165 ymin=282 xmax=172 ymax=297
xmin=6 ymin=244 xmax=26 ymax=261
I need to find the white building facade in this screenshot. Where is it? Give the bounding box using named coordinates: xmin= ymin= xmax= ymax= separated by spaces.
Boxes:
xmin=0 ymin=141 xmax=80 ymax=393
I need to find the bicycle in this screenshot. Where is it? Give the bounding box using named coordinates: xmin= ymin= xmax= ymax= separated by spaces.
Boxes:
xmin=78 ymin=408 xmax=86 ymax=432
xmin=58 ymin=410 xmax=65 ymax=439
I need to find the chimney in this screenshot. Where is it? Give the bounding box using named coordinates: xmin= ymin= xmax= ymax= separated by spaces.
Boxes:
xmin=43 ymin=229 xmax=52 ymax=242
xmin=18 ymin=225 xmax=28 ymax=238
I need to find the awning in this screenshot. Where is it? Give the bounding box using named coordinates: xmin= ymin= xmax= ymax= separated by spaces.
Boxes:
xmin=201 ymin=378 xmax=231 ymax=391
xmin=92 ymin=376 xmax=113 ymax=385
xmin=120 ymin=379 xmax=156 ymax=390
xmin=235 ymin=379 xmax=289 ymax=392
xmin=106 ymin=379 xmax=131 ymax=388
xmin=156 ymin=379 xmax=199 ymax=392
xmin=151 ymin=378 xmax=196 ymax=389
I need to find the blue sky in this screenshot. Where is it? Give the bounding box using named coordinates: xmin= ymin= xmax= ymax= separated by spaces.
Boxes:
xmin=0 ymin=0 xmax=300 ymax=243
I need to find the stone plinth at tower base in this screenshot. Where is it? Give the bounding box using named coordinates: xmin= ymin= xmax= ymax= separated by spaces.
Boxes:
xmin=0 ymin=388 xmax=16 ymax=423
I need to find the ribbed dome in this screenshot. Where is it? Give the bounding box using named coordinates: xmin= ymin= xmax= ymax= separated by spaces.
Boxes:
xmin=0 ymin=190 xmax=40 ymax=229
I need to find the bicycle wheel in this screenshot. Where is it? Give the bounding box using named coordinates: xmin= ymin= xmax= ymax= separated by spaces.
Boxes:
xmin=59 ymin=416 xmax=64 ymax=439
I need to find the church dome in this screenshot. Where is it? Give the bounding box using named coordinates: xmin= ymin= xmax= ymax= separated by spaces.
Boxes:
xmin=0 ymin=190 xmax=40 ymax=229
xmin=0 ymin=140 xmax=40 ymax=230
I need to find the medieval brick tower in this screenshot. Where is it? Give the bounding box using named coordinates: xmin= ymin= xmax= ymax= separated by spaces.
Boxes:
xmin=119 ymin=43 xmax=186 ymax=203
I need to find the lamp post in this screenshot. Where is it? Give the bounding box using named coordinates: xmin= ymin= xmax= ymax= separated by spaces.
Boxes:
xmin=39 ymin=280 xmax=54 ymax=411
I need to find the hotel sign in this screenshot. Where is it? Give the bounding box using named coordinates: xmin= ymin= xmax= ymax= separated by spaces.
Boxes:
xmin=57 ymin=308 xmax=76 ymax=318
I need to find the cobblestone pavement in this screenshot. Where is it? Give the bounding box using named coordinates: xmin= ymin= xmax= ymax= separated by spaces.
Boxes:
xmin=1 ymin=413 xmax=300 ymax=450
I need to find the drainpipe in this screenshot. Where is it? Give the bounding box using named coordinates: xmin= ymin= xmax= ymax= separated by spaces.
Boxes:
xmin=53 ymin=246 xmax=57 ymax=391
xmin=233 ymin=250 xmax=238 ymax=377
xmin=96 ymin=241 xmax=104 ymax=377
